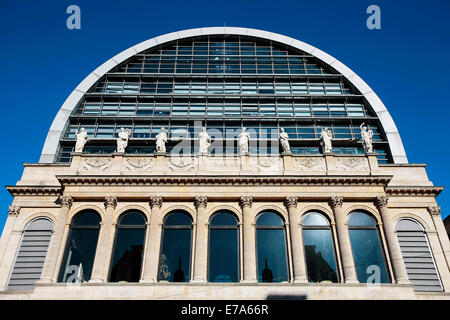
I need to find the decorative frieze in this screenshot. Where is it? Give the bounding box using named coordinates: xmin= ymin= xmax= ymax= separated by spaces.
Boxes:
xmin=168 ymin=156 xmax=195 ymax=171
xmin=194 ymin=196 xmax=208 ymax=209
xmin=60 ymin=196 xmax=73 ymax=208
xmin=8 ymin=206 xmax=20 ymax=216
xmin=82 ymin=158 xmax=112 ymax=171
xmin=239 ymin=196 xmax=253 ymax=209
xmin=292 ymin=157 xmax=326 ymax=171
xmin=150 ymin=196 xmax=163 ymax=209
xmin=284 ymin=196 xmax=298 ymax=209
xmin=104 ymin=196 xmax=118 ymax=209
xmin=124 ymin=158 xmax=153 ymax=171
xmin=427 ymin=206 xmax=441 ymax=216
xmin=328 ymin=196 xmax=344 ymax=209
xmin=374 ymin=195 xmax=389 ymax=209
xmin=335 ymin=157 xmax=369 ymax=171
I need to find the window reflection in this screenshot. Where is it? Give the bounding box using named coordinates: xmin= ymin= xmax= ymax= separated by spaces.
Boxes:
xmin=58 ymin=210 xmax=101 ymax=283
xmin=109 ymin=211 xmax=146 ymax=282
xmin=208 ymin=211 xmax=239 ymax=282
xmin=302 ymin=212 xmax=339 ymax=283
xmin=255 ymin=211 xmax=289 ymax=282
xmin=158 ymin=211 xmax=192 ymax=282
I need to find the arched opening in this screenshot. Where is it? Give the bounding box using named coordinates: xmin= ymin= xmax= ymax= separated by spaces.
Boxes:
xmin=109 ymin=210 xmax=147 ymax=282
xmin=301 ymin=212 xmax=339 ymax=283
xmin=208 ymin=210 xmax=239 ymax=282
xmin=347 ymin=211 xmax=390 ymax=283
xmin=58 ymin=210 xmax=101 ymax=283
xmin=158 ymin=210 xmax=193 ymax=282
xmin=255 ymin=211 xmax=289 ymax=282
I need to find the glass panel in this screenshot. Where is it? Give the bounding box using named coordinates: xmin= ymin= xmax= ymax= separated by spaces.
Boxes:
xmin=209 ymin=228 xmax=239 ymax=282
xmin=256 ymin=212 xmax=284 ymax=226
xmin=348 ymin=212 xmax=377 ymax=227
xmin=302 ymin=213 xmax=329 ymax=226
xmin=164 ymin=212 xmax=192 ymax=226
xmin=256 ymin=229 xmax=288 ymax=282
xmin=72 ymin=211 xmax=101 ymax=226
xmin=210 ymin=212 xmax=238 ymax=226
xmin=158 ymin=229 xmax=191 ymax=282
xmin=119 ymin=212 xmax=146 ymax=225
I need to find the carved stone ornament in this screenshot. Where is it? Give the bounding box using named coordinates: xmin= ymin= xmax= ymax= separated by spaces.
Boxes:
xmin=60 ymin=196 xmax=73 ymax=208
xmin=284 ymin=196 xmax=298 ymax=209
xmin=104 ymin=196 xmax=118 ymax=209
xmin=252 ymin=157 xmax=282 ymax=172
xmin=124 ymin=158 xmax=153 ymax=171
xmin=82 ymin=158 xmax=112 ymax=171
xmin=194 ymin=196 xmax=208 ymax=209
xmin=8 ymin=206 xmax=21 ymax=216
xmin=239 ymin=196 xmax=253 ymax=209
xmin=427 ymin=206 xmax=441 ymax=216
xmin=329 ymin=196 xmax=344 ymax=209
xmin=292 ymin=157 xmax=326 ymax=171
xmin=335 ymin=157 xmax=369 ymax=171
xmin=374 ymin=195 xmax=389 ymax=209
xmin=168 ymin=156 xmax=195 ymax=171
xmin=150 ymin=196 xmax=163 ymax=209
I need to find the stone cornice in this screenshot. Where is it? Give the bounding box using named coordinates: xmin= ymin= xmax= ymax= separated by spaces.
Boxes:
xmin=386 ymin=186 xmax=444 ymax=197
xmin=6 ymin=185 xmax=62 ymax=196
xmin=55 ymin=175 xmax=393 ymax=187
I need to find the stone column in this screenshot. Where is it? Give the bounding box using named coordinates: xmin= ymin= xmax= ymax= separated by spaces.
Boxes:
xmin=284 ymin=196 xmax=308 ymax=283
xmin=192 ymin=196 xmax=208 ymax=282
xmin=0 ymin=207 xmax=21 ymax=290
xmin=141 ymin=196 xmax=163 ymax=282
xmin=89 ymin=196 xmax=117 ymax=283
xmin=428 ymin=206 xmax=450 ymax=268
xmin=329 ymin=196 xmax=358 ymax=283
xmin=240 ymin=196 xmax=257 ymax=282
xmin=375 ymin=196 xmax=410 ymax=284
xmin=38 ymin=196 xmax=72 ymax=283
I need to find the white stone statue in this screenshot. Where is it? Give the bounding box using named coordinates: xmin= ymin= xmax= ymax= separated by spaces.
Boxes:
xmin=74 ymin=127 xmax=88 ymax=152
xmin=360 ymin=123 xmax=374 ymax=153
xmin=198 ymin=127 xmax=211 ymax=154
xmin=279 ymin=128 xmax=290 ymax=153
xmin=155 ymin=127 xmax=168 ymax=153
xmin=238 ymin=127 xmax=250 ymax=154
xmin=116 ymin=128 xmax=130 ymax=153
xmin=320 ymin=127 xmax=333 ymax=153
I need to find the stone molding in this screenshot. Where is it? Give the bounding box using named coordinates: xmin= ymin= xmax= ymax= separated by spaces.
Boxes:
xmin=6 ymin=186 xmax=62 ymax=196
xmin=386 ymin=186 xmax=444 ymax=197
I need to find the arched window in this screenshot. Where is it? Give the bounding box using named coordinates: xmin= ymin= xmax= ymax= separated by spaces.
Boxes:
xmin=348 ymin=211 xmax=390 ymax=283
xmin=255 ymin=211 xmax=289 ymax=282
xmin=7 ymin=218 xmax=54 ymax=291
xmin=396 ymin=218 xmax=443 ymax=292
xmin=58 ymin=210 xmax=101 ymax=283
xmin=208 ymin=211 xmax=239 ymax=282
xmin=302 ymin=212 xmax=339 ymax=283
xmin=158 ymin=211 xmax=192 ymax=282
xmin=109 ymin=210 xmax=147 ymax=282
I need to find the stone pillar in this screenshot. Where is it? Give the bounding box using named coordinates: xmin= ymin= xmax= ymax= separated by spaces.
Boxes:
xmin=89 ymin=196 xmax=117 ymax=283
xmin=375 ymin=196 xmax=410 ymax=284
xmin=284 ymin=196 xmax=307 ymax=283
xmin=141 ymin=196 xmax=163 ymax=282
xmin=240 ymin=196 xmax=257 ymax=283
xmin=192 ymin=196 xmax=208 ymax=282
xmin=0 ymin=206 xmax=22 ymax=290
xmin=428 ymin=206 xmax=450 ymax=268
xmin=38 ymin=196 xmax=72 ymax=283
xmin=329 ymin=196 xmax=358 ymax=283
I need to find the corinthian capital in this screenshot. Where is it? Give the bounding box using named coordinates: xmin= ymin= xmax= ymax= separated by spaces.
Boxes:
xmin=427 ymin=206 xmax=441 ymax=216
xmin=374 ymin=195 xmax=389 ymax=209
xmin=150 ymin=196 xmax=163 ymax=209
xmin=8 ymin=206 xmax=20 ymax=216
xmin=104 ymin=196 xmax=118 ymax=209
xmin=60 ymin=196 xmax=73 ymax=208
xmin=328 ymin=196 xmax=343 ymax=209
xmin=239 ymin=196 xmax=253 ymax=209
xmin=194 ymin=196 xmax=208 ymax=209
xmin=284 ymin=196 xmax=298 ymax=209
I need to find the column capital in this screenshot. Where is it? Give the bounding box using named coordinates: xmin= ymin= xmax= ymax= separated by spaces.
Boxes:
xmin=194 ymin=196 xmax=208 ymax=209
xmin=8 ymin=205 xmax=21 ymax=216
xmin=239 ymin=196 xmax=253 ymax=209
xmin=284 ymin=196 xmax=298 ymax=209
xmin=427 ymin=206 xmax=441 ymax=216
xmin=328 ymin=196 xmax=343 ymax=209
xmin=60 ymin=196 xmax=73 ymax=208
xmin=150 ymin=196 xmax=163 ymax=209
xmin=104 ymin=196 xmax=118 ymax=209
xmin=374 ymin=195 xmax=389 ymax=209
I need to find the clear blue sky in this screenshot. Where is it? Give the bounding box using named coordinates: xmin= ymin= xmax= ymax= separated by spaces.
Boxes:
xmin=0 ymin=0 xmax=449 ymax=232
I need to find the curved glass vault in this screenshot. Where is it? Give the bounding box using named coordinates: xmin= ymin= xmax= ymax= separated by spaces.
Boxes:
xmin=56 ymin=35 xmax=391 ymax=163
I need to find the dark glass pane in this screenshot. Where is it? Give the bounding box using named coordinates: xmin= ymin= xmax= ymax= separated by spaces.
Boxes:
xmin=72 ymin=211 xmax=101 ymax=226
xmin=256 ymin=212 xmax=284 ymax=226
xmin=256 ymin=229 xmax=288 ymax=282
xmin=210 ymin=212 xmax=238 ymax=226
xmin=119 ymin=212 xmax=146 ymax=225
xmin=209 ymin=229 xmax=239 ymax=282
xmin=109 ymin=228 xmax=146 ymax=282
xmin=349 ymin=229 xmax=390 ymax=283
xmin=164 ymin=212 xmax=192 ymax=226
xmin=303 ymin=229 xmax=338 ymax=283
xmin=58 ymin=228 xmax=100 ymax=282
xmin=302 ymin=213 xmax=329 ymax=226
xmin=348 ymin=212 xmax=376 ymax=227
xmin=158 ymin=229 xmax=191 ymax=282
